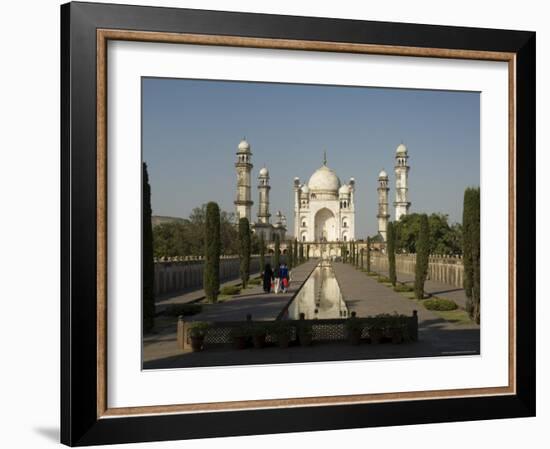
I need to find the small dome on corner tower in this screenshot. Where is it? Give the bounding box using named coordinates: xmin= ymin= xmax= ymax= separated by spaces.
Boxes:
xmin=237 ymin=139 xmax=251 ymax=153
xmin=396 ymin=143 xmax=407 ymax=154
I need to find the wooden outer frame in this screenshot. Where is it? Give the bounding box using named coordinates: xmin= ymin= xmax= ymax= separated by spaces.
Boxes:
xmin=62 ymin=2 xmax=535 ymax=446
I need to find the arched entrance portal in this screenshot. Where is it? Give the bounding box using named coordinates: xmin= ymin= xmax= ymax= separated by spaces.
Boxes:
xmin=314 ymin=208 xmax=336 ymax=242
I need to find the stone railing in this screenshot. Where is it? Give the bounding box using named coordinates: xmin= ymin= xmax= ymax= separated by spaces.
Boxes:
xmin=370 ymin=253 xmax=464 ymax=288
xmin=154 ymin=255 xmax=262 ymax=298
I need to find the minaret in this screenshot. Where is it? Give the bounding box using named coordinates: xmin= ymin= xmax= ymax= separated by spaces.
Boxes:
xmin=394 ymin=143 xmax=411 ymax=221
xmin=377 ymin=169 xmax=390 ymax=241
xmin=293 ymin=177 xmax=301 ymax=239
xmin=234 ymin=138 xmax=253 ymax=222
xmin=257 ymin=167 xmax=271 ymax=224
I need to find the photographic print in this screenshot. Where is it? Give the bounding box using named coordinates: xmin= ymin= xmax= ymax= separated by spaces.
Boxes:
xmin=62 ymin=4 xmax=535 ymax=444
xmin=142 ymin=78 xmax=481 ymax=369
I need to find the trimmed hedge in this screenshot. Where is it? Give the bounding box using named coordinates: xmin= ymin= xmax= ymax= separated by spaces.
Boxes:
xmin=248 ymin=277 xmax=262 ymax=286
xmin=423 ymin=297 xmax=458 ymax=311
xmin=164 ymin=303 xmax=202 ymax=317
xmin=394 ymin=284 xmax=414 ymax=293
xmin=220 ymin=285 xmax=241 ymax=296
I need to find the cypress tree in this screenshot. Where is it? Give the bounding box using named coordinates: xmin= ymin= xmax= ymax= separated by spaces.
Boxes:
xmin=238 ymin=217 xmax=251 ymax=288
xmin=259 ymin=233 xmax=265 ymax=273
xmin=414 ymin=214 xmax=430 ymax=299
xmin=463 ymin=189 xmax=474 ymax=317
xmin=360 ymin=248 xmax=364 ymax=270
xmin=273 ymin=233 xmax=280 ymax=268
xmin=294 ymin=239 xmax=299 ymax=267
xmin=142 ymin=162 xmax=155 ymax=333
xmin=299 ymin=241 xmax=304 ymax=263
xmin=472 ymin=189 xmax=481 ymax=324
xmin=306 ymin=244 xmax=310 ymax=260
xmin=287 ymin=240 xmax=293 ymax=269
xmin=204 ymin=201 xmax=221 ymax=303
xmin=366 ymin=236 xmax=371 ymax=273
xmin=387 ymin=222 xmax=397 ymax=286
xmin=463 ymin=188 xmax=481 ymax=323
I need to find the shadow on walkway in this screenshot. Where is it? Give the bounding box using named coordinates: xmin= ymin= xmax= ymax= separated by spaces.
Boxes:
xmin=144 ymin=322 xmax=480 ymax=370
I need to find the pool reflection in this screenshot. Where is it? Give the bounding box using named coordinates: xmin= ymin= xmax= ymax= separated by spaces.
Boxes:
xmin=287 ymin=260 xmax=348 ymax=320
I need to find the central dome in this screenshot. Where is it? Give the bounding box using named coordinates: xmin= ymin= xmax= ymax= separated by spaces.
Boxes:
xmin=308 ymin=165 xmax=341 ymax=192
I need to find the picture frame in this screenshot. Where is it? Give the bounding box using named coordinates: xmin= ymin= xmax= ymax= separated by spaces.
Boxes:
xmin=60 ymin=1 xmax=535 ymax=446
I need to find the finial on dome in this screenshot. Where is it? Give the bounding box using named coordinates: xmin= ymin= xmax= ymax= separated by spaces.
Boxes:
xmin=323 ymin=150 xmax=327 ymax=166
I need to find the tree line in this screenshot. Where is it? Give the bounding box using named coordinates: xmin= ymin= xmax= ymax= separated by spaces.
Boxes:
xmin=393 ymin=213 xmax=462 ymax=255
xmin=152 ymin=205 xmax=241 ymax=258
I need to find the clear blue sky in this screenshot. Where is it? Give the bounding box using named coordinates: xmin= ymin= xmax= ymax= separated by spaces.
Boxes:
xmin=142 ymin=77 xmax=479 ymax=238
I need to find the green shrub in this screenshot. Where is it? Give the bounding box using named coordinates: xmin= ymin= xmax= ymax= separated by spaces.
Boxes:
xmin=424 ymin=298 xmax=458 ymax=311
xmin=345 ymin=318 xmax=363 ymax=333
xmin=394 ymin=284 xmax=414 ymax=293
xmin=220 ymin=285 xmax=241 ymax=296
xmin=297 ymin=322 xmax=313 ymax=336
xmin=248 ymin=277 xmax=262 ymax=286
xmin=188 ymin=321 xmax=210 ymax=337
xmin=377 ymin=276 xmax=391 ymax=283
xmin=251 ymin=323 xmax=269 ymax=336
xmin=164 ymin=303 xmax=202 ymax=317
xmin=230 ymin=324 xmax=251 ymax=339
xmin=271 ymin=321 xmax=292 ymax=337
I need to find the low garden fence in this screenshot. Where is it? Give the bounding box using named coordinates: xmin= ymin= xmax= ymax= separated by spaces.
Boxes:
xmin=177 ymin=311 xmax=418 ymax=352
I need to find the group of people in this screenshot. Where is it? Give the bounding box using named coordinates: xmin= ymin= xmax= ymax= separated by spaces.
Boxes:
xmin=262 ymin=263 xmax=291 ymax=294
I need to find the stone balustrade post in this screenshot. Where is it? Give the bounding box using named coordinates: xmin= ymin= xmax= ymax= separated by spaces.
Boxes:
xmin=177 ymin=317 xmax=191 ymax=352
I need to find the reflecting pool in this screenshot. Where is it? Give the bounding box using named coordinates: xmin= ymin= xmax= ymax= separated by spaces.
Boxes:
xmin=287 ymin=260 xmax=349 ymax=320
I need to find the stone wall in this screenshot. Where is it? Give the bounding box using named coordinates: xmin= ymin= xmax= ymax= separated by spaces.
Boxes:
xmin=154 ymin=255 xmax=263 ymax=298
xmin=370 ymin=253 xmax=464 ymax=288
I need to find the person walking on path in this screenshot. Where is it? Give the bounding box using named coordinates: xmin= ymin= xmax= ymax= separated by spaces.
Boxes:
xmin=273 ymin=264 xmax=281 ymax=294
xmin=262 ymin=263 xmax=273 ymax=294
xmin=280 ymin=263 xmax=290 ymax=293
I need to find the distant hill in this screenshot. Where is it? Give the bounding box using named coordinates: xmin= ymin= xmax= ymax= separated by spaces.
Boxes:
xmin=151 ymin=215 xmax=186 ymax=227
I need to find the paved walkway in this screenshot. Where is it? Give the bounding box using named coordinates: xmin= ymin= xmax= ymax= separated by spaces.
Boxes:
xmin=333 ymin=262 xmax=441 ymax=324
xmin=332 ymin=262 xmax=479 ymax=354
xmin=374 ymin=269 xmax=467 ymax=308
xmin=184 ymin=259 xmax=319 ymax=322
xmin=143 ymin=259 xmax=319 ymax=363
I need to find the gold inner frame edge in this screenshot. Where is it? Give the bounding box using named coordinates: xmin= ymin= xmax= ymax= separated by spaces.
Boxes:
xmin=96 ymin=29 xmax=517 ymax=419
